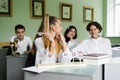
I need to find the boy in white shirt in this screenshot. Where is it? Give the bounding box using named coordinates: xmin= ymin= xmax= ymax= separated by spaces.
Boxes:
xmin=10 ymin=24 xmax=32 ymax=55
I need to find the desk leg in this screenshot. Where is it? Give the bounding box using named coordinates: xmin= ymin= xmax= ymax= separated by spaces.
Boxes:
xmin=102 ymin=64 xmax=105 ymax=80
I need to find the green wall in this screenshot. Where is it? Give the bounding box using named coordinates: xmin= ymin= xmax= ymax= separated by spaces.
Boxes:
xmin=108 ymin=37 xmax=120 ymax=44
xmin=0 ymin=0 xmax=40 ymax=42
xmin=0 ymin=0 xmax=103 ymax=42
xmin=103 ymin=0 xmax=107 ymax=37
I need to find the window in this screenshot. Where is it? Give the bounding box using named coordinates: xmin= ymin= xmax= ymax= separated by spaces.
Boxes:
xmin=107 ymin=0 xmax=120 ymax=37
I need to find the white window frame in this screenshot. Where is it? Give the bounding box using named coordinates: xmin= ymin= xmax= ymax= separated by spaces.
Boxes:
xmin=107 ymin=0 xmax=120 ymax=37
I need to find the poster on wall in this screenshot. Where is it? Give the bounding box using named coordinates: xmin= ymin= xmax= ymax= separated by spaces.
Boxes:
xmin=0 ymin=0 xmax=12 ymax=16
xmin=30 ymin=0 xmax=45 ymax=19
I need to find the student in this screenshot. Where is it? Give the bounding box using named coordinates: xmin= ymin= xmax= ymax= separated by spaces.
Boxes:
xmin=71 ymin=21 xmax=112 ymax=56
xmin=64 ymin=25 xmax=80 ymax=62
xmin=10 ymin=24 xmax=32 ymax=55
xmin=64 ymin=25 xmax=79 ymax=50
xmin=33 ymin=14 xmax=72 ymax=65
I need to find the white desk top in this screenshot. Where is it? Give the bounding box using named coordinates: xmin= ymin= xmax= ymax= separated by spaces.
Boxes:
xmin=109 ymin=57 xmax=120 ymax=63
xmin=23 ymin=63 xmax=101 ymax=76
xmin=112 ymin=47 xmax=120 ymax=50
xmin=112 ymin=47 xmax=120 ymax=57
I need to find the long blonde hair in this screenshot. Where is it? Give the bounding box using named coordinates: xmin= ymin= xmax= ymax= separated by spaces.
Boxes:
xmin=42 ymin=14 xmax=61 ymax=57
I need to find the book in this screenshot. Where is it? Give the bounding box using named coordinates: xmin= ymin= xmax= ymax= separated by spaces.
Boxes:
xmin=83 ymin=57 xmax=110 ymax=65
xmin=83 ymin=53 xmax=110 ymax=60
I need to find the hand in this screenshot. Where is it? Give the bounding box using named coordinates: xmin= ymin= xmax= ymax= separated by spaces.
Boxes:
xmin=56 ymin=33 xmax=67 ymax=51
xmin=44 ymin=31 xmax=56 ymax=42
xmin=24 ymin=49 xmax=32 ymax=54
xmin=67 ymin=34 xmax=73 ymax=40
xmin=24 ymin=51 xmax=28 ymax=54
xmin=44 ymin=32 xmax=56 ymax=53
xmin=56 ymin=33 xmax=65 ymax=43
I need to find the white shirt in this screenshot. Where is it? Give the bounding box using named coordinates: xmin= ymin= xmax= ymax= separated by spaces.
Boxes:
xmin=34 ymin=37 xmax=72 ymax=65
xmin=10 ymin=36 xmax=32 ymax=54
xmin=67 ymin=39 xmax=82 ymax=60
xmin=67 ymin=39 xmax=79 ymax=50
xmin=71 ymin=37 xmax=112 ymax=56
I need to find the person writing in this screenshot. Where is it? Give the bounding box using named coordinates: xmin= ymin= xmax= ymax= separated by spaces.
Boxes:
xmin=71 ymin=21 xmax=112 ymax=56
xmin=33 ymin=14 xmax=72 ymax=65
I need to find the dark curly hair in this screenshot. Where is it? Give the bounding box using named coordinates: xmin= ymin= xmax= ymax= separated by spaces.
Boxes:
xmin=86 ymin=21 xmax=102 ymax=33
xmin=64 ymin=25 xmax=77 ymax=42
xmin=15 ymin=24 xmax=25 ymax=32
